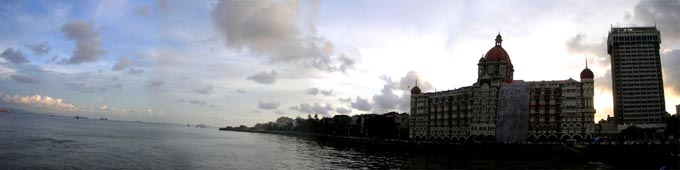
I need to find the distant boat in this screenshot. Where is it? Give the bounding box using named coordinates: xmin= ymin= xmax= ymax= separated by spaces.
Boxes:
xmin=99 ymin=118 xmax=108 ymax=120
xmin=0 ymin=108 xmax=10 ymax=113
xmin=74 ymin=116 xmax=88 ymax=119
xmin=195 ymin=123 xmax=208 ymax=128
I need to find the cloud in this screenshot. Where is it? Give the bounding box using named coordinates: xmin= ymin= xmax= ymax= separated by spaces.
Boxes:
xmin=246 ymin=70 xmax=278 ymax=84
xmin=632 ymin=0 xmax=680 ymax=44
xmin=336 ymin=107 xmax=351 ymax=114
xmin=10 ymin=75 xmax=39 ymax=84
xmin=149 ymin=80 xmax=165 ymax=88
xmin=338 ymin=97 xmax=352 ymax=103
xmin=372 ymin=84 xmax=401 ymax=112
xmin=320 ymin=89 xmax=333 ymax=96
xmin=211 ymin=0 xmax=355 ymax=72
xmin=1 ymin=94 xmax=76 ymax=111
xmin=306 ymin=88 xmax=333 ymax=96
xmin=257 ymin=100 xmax=280 ymax=110
xmin=128 ymin=68 xmax=145 ymax=74
xmin=188 ymin=100 xmax=207 ymax=106
xmin=275 ymin=110 xmax=286 ymax=115
xmin=306 ymin=88 xmax=319 ymax=95
xmin=235 ymin=89 xmax=246 ymax=94
xmin=60 ymin=20 xmax=105 ymax=64
xmin=1 ymin=48 xmax=28 ymax=64
xmin=177 ymin=99 xmax=186 ymax=103
xmin=350 ymin=96 xmax=372 ymax=111
xmin=63 ymin=81 xmax=107 ymax=93
xmin=297 ymin=103 xmax=334 ymax=117
xmin=112 ymin=57 xmax=133 ymax=71
xmin=26 ymin=42 xmax=51 ymax=56
xmin=662 ymin=50 xmax=680 ymax=93
xmin=194 ymin=85 xmax=214 ymax=95
xmin=565 ymin=33 xmax=608 ymax=68
xmin=288 ymin=105 xmax=299 ymax=110
xmin=371 ymin=71 xmax=433 ymax=112
xmin=113 ymin=82 xmax=122 ymax=89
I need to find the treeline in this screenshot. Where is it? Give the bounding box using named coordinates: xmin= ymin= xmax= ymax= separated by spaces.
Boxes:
xmin=252 ymin=112 xmax=410 ymax=140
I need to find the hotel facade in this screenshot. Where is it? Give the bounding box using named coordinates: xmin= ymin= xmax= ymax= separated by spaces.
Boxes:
xmin=409 ymin=34 xmax=596 ymax=143
xmin=608 ymin=26 xmax=667 ymax=128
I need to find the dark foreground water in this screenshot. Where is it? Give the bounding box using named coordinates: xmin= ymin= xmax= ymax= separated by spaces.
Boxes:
xmin=0 ymin=113 xmax=667 ymax=169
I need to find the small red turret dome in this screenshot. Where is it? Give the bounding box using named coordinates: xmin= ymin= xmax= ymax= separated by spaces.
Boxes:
xmin=580 ymin=68 xmax=594 ymax=79
xmin=411 ymin=79 xmax=422 ymax=95
xmin=580 ymin=59 xmax=594 ymax=79
xmin=411 ymin=86 xmax=421 ymax=95
xmin=484 ymin=33 xmax=512 ymax=64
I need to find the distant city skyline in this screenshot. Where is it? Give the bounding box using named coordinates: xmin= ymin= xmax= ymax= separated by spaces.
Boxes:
xmin=1 ymin=0 xmax=679 ymax=126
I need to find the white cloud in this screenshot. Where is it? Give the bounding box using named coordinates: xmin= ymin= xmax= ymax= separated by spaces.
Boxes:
xmin=2 ymin=94 xmax=76 ymax=111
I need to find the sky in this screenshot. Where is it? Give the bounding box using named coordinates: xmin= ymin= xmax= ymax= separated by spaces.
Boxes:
xmin=1 ymin=0 xmax=679 ymax=127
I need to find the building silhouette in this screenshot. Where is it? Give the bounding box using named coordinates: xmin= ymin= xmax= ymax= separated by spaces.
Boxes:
xmin=607 ymin=26 xmax=667 ymax=128
xmin=409 ymin=34 xmax=596 ymax=143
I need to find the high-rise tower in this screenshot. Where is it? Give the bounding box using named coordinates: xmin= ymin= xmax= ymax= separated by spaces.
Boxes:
xmin=607 ymin=26 xmax=666 ymax=127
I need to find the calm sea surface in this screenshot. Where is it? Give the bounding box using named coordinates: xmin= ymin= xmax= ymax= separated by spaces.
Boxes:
xmin=1 ymin=113 xmax=616 ymax=169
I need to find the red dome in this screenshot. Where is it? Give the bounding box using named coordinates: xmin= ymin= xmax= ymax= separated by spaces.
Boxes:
xmin=484 ymin=46 xmax=511 ymax=64
xmin=411 ymin=86 xmax=421 ymax=95
xmin=484 ymin=34 xmax=511 ymax=64
xmin=580 ymin=68 xmax=594 ymax=79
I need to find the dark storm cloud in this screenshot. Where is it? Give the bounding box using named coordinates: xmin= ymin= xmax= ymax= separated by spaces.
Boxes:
xmin=60 ymin=20 xmax=105 ymax=64
xmin=112 ymin=57 xmax=133 ymax=71
xmin=211 ymin=0 xmax=355 ymax=72
xmin=1 ymin=48 xmax=28 ymax=64
xmin=26 ymin=42 xmax=51 ymax=56
xmin=257 ymin=100 xmax=280 ymax=110
xmin=246 ymin=70 xmax=278 ymax=84
xmin=632 ymin=0 xmax=680 ymax=44
xmin=10 ymin=74 xmax=39 ymax=84
xmin=350 ymin=96 xmax=372 ymax=112
xmin=194 ymin=85 xmax=214 ymax=95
